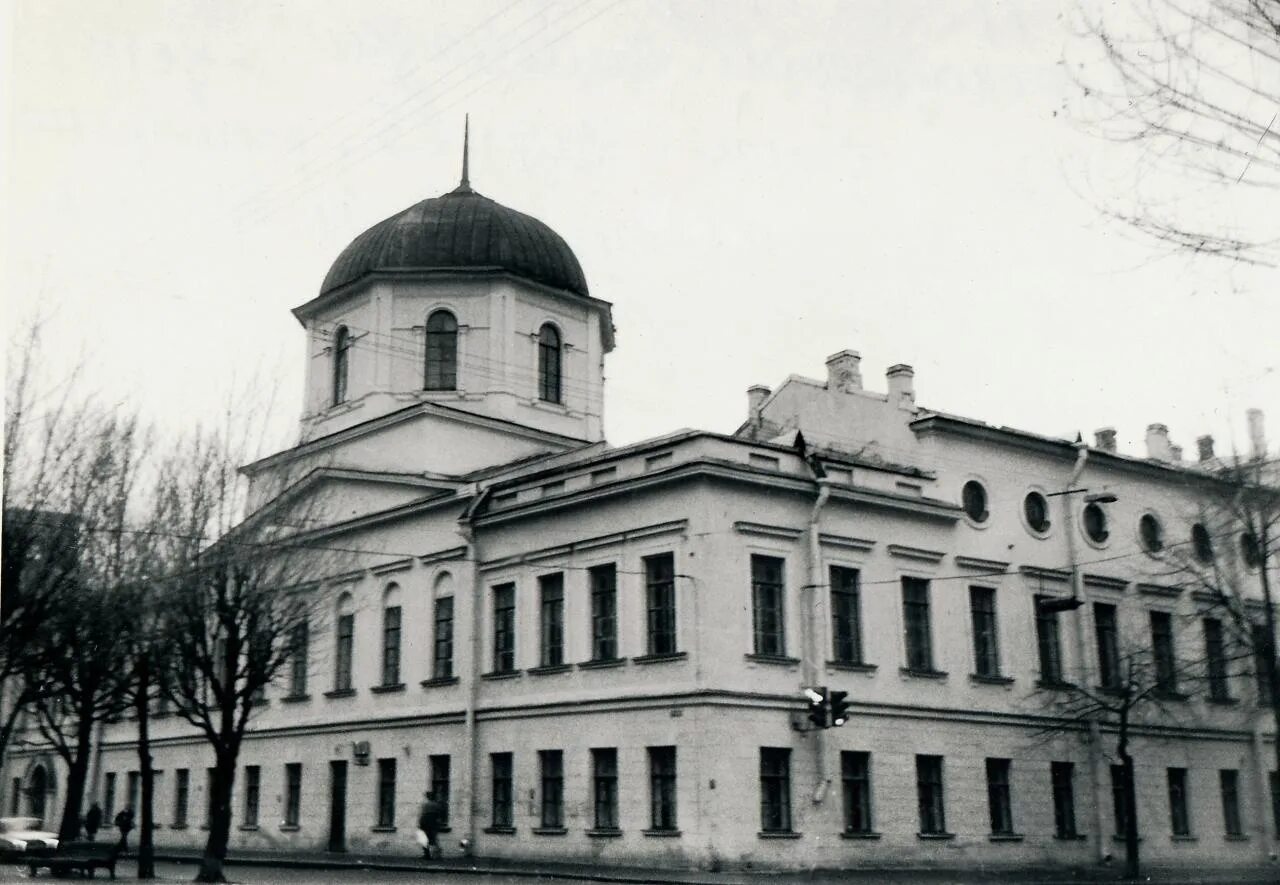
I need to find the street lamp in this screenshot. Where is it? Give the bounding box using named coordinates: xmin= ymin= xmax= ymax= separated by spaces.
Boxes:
xmin=1035 ymin=488 xmax=1120 ymax=613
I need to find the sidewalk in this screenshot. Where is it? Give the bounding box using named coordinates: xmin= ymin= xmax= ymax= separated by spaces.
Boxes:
xmin=139 ymin=847 xmax=1279 ymax=885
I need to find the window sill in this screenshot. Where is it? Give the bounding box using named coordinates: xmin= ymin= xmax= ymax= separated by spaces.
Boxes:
xmin=481 ymin=670 xmax=522 ymax=681
xmin=279 ymin=825 xmax=300 ymax=833
xmin=900 ymin=668 xmax=949 ymax=681
xmin=1111 ymin=835 xmax=1144 ymax=843
xmin=421 ymin=676 xmax=459 ymax=688
xmin=1154 ymin=690 xmax=1190 ymax=702
xmin=841 ymin=831 xmax=882 ymax=840
xmin=532 ymin=827 xmax=567 ymax=836
xmin=370 ymin=683 xmax=406 ymax=694
xmin=578 ymin=657 xmax=627 ymax=670
xmin=970 ymin=674 xmax=1015 ymax=686
xmin=528 ymin=664 xmax=573 ymax=676
xmin=918 ymin=832 xmax=956 ymax=840
xmin=634 ymin=652 xmax=687 ymax=665
xmin=587 ymin=828 xmax=623 ymax=838
xmin=1207 ymin=695 xmax=1238 ymax=706
xmin=1224 ymin=834 xmax=1250 ymax=842
xmin=643 ymin=828 xmax=681 ymax=837
xmin=484 ymin=826 xmax=515 ymax=835
xmin=370 ymin=826 xmax=397 ymax=833
xmin=238 ymin=825 xmax=259 ymax=832
xmin=280 ymin=694 xmax=312 ymax=704
xmin=827 ymin=661 xmax=877 ymax=674
xmin=1054 ymin=833 xmax=1088 ymax=841
xmin=744 ymin=654 xmax=801 ymax=666
xmin=1171 ymin=834 xmax=1198 ymax=842
xmin=323 ymin=689 xmax=357 ymax=699
xmin=989 ymin=833 xmax=1024 ymax=842
xmin=169 ymin=824 xmax=188 ymax=831
xmin=1036 ymin=680 xmax=1077 ymax=691
xmin=758 ymin=831 xmax=801 ymax=839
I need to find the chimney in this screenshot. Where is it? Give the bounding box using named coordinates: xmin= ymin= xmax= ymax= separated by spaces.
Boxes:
xmin=1094 ymin=427 xmax=1117 ymax=453
xmin=886 ymin=364 xmax=915 ymax=409
xmin=1247 ymin=408 xmax=1266 ymax=460
xmin=747 ymin=385 xmax=771 ymax=428
xmin=1196 ymin=434 xmax=1215 ymax=463
xmin=1170 ymin=444 xmax=1183 ymax=463
xmin=825 ymin=350 xmax=863 ymax=393
xmin=1145 ymin=423 xmax=1172 ymax=461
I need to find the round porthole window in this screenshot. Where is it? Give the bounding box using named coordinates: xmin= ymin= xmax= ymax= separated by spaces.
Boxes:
xmin=1138 ymin=513 xmax=1164 ymax=554
xmin=1191 ymin=523 xmax=1214 ymax=564
xmin=1242 ymin=532 xmax=1262 ymax=569
xmin=1024 ymin=491 xmax=1051 ymax=534
xmin=1083 ymin=502 xmax=1109 ymax=544
xmin=962 ymin=480 xmax=989 ymax=524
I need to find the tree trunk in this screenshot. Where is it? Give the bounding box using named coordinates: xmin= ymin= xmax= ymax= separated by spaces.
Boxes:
xmin=1117 ymin=711 xmax=1140 ymax=881
xmin=135 ymin=664 xmax=155 ymax=879
xmin=196 ymin=748 xmax=237 ymax=883
xmin=56 ymin=714 xmax=95 ymax=842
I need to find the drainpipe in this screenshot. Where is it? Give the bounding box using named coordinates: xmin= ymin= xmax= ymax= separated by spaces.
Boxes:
xmin=1062 ymin=442 xmax=1107 ymax=862
xmin=457 ymin=486 xmax=490 ymax=857
xmin=802 ymin=448 xmax=833 ymax=802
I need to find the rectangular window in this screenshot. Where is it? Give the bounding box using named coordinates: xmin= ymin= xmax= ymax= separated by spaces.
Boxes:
xmin=493 ymin=584 xmax=516 ymax=673
xmin=9 ymin=778 xmax=19 ymax=815
xmin=591 ymin=748 xmax=618 ymax=830
xmin=173 ymin=769 xmax=189 ymax=828
xmin=377 ymin=758 xmax=396 ymax=829
xmin=1253 ymin=624 xmax=1274 ymax=704
xmin=243 ymin=765 xmax=260 ymax=827
xmin=916 ymin=755 xmax=946 ymax=835
xmin=841 ymin=751 xmax=872 ymax=834
xmin=830 ymin=566 xmax=863 ymax=664
xmin=648 ymin=746 xmax=677 ymax=831
xmin=1150 ymin=610 xmax=1177 ymax=693
xmin=206 ymin=767 xmax=217 ymax=828
xmin=589 ymin=564 xmax=618 ymax=661
xmin=986 ymin=758 xmax=1013 ymax=835
xmin=1110 ymin=764 xmax=1132 ymax=837
xmin=1220 ymin=769 xmax=1242 ymax=836
xmin=539 ymin=573 xmax=565 ymax=667
xmin=1167 ymin=768 xmax=1189 ymax=836
xmin=1051 ymin=761 xmax=1077 ymax=838
xmin=751 ymin=555 xmax=786 ymax=656
xmin=970 ymin=586 xmax=1001 ymax=677
xmin=1094 ymin=603 xmax=1121 ymax=689
xmin=1204 ymin=618 xmax=1230 ymax=701
xmin=1270 ymin=771 xmax=1279 ymax=840
xmin=335 ymin=613 xmax=354 ymax=692
xmin=1035 ymin=597 xmax=1064 ymax=684
xmin=491 ymin=753 xmax=513 ymax=828
xmin=433 ymin=596 xmax=454 ymax=679
xmin=429 ymin=755 xmax=450 ymax=826
xmin=104 ymin=772 xmax=116 ymax=820
xmin=289 ymin=621 xmax=308 ymax=696
xmin=645 ymin=553 xmax=677 ymax=655
xmin=128 ymin=770 xmax=141 ymax=813
xmin=284 ymin=763 xmax=302 ymax=827
xmin=759 ymin=747 xmax=792 ymax=833
xmin=539 ymin=750 xmax=564 ymax=829
xmin=902 ymin=577 xmax=933 ymax=671
xmin=382 ymin=605 xmax=402 ymax=686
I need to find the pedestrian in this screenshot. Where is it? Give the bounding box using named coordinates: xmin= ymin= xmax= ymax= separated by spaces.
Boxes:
xmin=114 ymin=806 xmax=135 ymax=852
xmin=84 ymin=802 xmax=103 ymax=841
xmin=416 ymin=791 xmax=444 ymax=859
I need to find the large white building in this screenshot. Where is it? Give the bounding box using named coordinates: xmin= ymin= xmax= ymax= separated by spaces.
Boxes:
xmin=7 ymin=157 xmax=1277 ymax=875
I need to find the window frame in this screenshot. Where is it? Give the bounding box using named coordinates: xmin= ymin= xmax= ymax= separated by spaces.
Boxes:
xmin=759 ymin=747 xmax=793 ymax=833
xmin=539 ymin=750 xmax=564 ymax=829
xmin=243 ymin=765 xmax=260 ymax=827
xmin=289 ymin=620 xmax=308 ymax=697
xmin=332 ymin=325 xmax=351 ymax=406
xmin=173 ymin=769 xmax=189 ymax=828
xmin=490 ymin=753 xmax=513 ymax=829
xmin=985 ymin=758 xmax=1014 ymax=836
xmin=589 ymin=564 xmax=618 ymax=662
xmin=1167 ymin=767 xmax=1190 ymax=837
xmin=1035 ymin=596 xmax=1065 ymax=685
xmin=492 ymin=583 xmax=516 ymax=673
xmin=424 ymin=309 xmax=458 ymax=391
xmin=915 ymin=754 xmax=947 ymax=835
xmin=381 ymin=603 xmax=402 ymax=686
xmin=830 ymin=565 xmax=864 ymax=665
xmin=648 ymin=746 xmax=678 ymax=831
xmin=1051 ymin=761 xmax=1077 ymax=839
xmin=902 ymin=577 xmax=934 ymax=672
xmin=969 ymin=585 xmax=1001 ymax=678
xmin=1149 ymin=610 xmax=1178 ymax=694
xmin=591 ymin=748 xmax=619 ymax=831
xmin=750 ymin=554 xmax=786 ymax=657
xmin=841 ymin=750 xmax=873 ymax=835
xmin=1094 ymin=602 xmax=1121 ymax=690
xmin=429 ymin=754 xmax=451 ymax=826
xmin=537 ymin=323 xmax=562 ymax=404
xmin=644 ymin=553 xmax=677 ymax=656
xmin=1204 ymin=617 xmax=1231 ymax=701
xmin=284 ymin=763 xmax=302 ymax=828
xmin=538 ymin=573 xmax=565 ymax=668
xmin=376 ymin=758 xmax=396 ymax=829
xmin=1220 ymin=769 xmax=1243 ymax=836
xmin=433 ymin=595 xmax=455 ymax=680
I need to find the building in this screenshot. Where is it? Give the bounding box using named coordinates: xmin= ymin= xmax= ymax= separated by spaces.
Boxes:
xmin=6 ymin=150 xmax=1277 ymax=875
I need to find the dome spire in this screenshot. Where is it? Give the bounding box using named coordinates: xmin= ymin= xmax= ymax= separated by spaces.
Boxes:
xmin=454 ymin=114 xmax=473 ymax=194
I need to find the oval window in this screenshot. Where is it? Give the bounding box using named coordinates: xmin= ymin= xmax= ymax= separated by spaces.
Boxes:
xmin=1191 ymin=523 xmax=1214 ymax=564
xmin=1083 ymin=502 xmax=1109 ymax=543
xmin=1024 ymin=491 xmax=1050 ymax=533
xmin=1138 ymin=513 xmax=1164 ymax=553
xmin=962 ymin=480 xmax=989 ymax=523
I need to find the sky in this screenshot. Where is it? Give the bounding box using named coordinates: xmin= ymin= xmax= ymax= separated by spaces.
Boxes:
xmin=3 ymin=0 xmax=1276 ymax=462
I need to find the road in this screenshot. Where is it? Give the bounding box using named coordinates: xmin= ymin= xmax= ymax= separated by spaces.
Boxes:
xmin=1 ymin=859 xmax=591 ymax=884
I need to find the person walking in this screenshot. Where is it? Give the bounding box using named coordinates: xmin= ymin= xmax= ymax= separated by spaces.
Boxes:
xmin=416 ymin=791 xmax=444 ymax=859
xmin=84 ymin=802 xmax=103 ymax=841
xmin=114 ymin=806 xmax=135 ymax=852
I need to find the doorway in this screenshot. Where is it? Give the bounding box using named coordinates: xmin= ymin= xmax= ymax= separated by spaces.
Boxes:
xmin=328 ymin=760 xmax=347 ymax=852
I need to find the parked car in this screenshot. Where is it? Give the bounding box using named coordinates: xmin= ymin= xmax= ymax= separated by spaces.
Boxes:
xmin=0 ymin=817 xmax=58 ymax=859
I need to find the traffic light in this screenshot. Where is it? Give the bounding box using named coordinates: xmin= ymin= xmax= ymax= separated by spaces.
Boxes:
xmin=804 ymin=687 xmax=829 ymax=729
xmin=829 ymin=690 xmax=850 ymax=727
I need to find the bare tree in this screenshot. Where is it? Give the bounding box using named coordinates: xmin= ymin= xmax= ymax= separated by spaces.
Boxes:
xmin=1067 ymin=0 xmax=1280 ymax=265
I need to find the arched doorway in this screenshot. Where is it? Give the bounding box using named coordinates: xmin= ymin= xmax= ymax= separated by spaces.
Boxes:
xmin=27 ymin=765 xmax=47 ymax=824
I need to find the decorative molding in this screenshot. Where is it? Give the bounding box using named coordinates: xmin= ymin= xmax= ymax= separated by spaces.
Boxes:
xmin=1085 ymin=574 xmax=1129 ymax=592
xmin=734 ymin=521 xmax=804 ymax=541
xmin=479 ymin=520 xmax=688 ymax=572
xmin=1137 ymin=582 xmax=1183 ymax=599
xmin=1019 ymin=565 xmax=1071 ymax=583
xmin=954 ymin=555 xmax=1010 ymax=573
xmin=818 ymin=533 xmax=875 ymax=553
xmin=419 ymin=546 xmax=468 ymax=567
xmin=371 ymin=557 xmax=414 ymax=577
xmin=887 ymin=544 xmax=945 ymax=564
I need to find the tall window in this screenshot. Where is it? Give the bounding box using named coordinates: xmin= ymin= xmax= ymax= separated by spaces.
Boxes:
xmin=104 ymin=772 xmax=116 ymax=819
xmin=1051 ymin=761 xmax=1076 ymax=838
xmin=289 ymin=621 xmax=308 ymax=697
xmin=537 ymin=323 xmax=562 ymax=403
xmin=376 ymin=759 xmax=396 ymax=828
xmin=243 ymin=765 xmax=260 ymax=827
xmin=128 ymin=771 xmax=141 ymax=812
xmin=1035 ymin=597 xmax=1064 ymax=684
xmin=382 ymin=595 xmax=402 ymax=686
xmin=751 ymin=555 xmax=786 ymax=656
xmin=424 ymin=310 xmax=458 ymax=391
xmin=830 ymin=566 xmax=863 ymax=665
xmin=841 ymin=751 xmax=872 ymax=835
xmin=1167 ymin=768 xmax=1190 ymax=836
xmin=491 ymin=753 xmax=513 ymax=828
xmin=1204 ymin=618 xmax=1231 ymax=701
xmin=205 ymin=768 xmax=217 ymax=828
xmin=592 ymin=748 xmax=618 ymax=830
xmin=1094 ymin=603 xmax=1121 ymax=689
xmin=916 ymin=755 xmax=946 ymax=835
xmin=539 ymin=573 xmax=565 ymax=667
xmin=1220 ymin=769 xmax=1242 ymax=836
xmin=590 ymin=564 xmax=618 ymax=661
xmin=986 ymin=758 xmax=1014 ymax=835
xmin=1150 ymin=610 xmax=1177 ymax=694
xmin=1110 ymin=765 xmax=1132 ymax=837
xmin=284 ymin=763 xmax=302 ymax=827
xmin=429 ymin=755 xmax=450 ymax=826
xmin=334 ymin=597 xmax=355 ymax=692
xmin=332 ymin=325 xmax=351 ymax=406
xmin=759 ymin=748 xmax=792 ymax=833
xmin=492 ymin=583 xmax=516 ymax=673
xmin=648 ymin=746 xmax=677 ymax=831
xmin=969 ymin=586 xmax=1001 ymax=677
xmin=645 ymin=553 xmax=677 ymax=655
xmin=433 ymin=596 xmax=454 ymax=679
xmin=1270 ymin=771 xmax=1279 ymax=840
xmin=539 ymin=750 xmax=564 ymax=828
xmin=1253 ymin=624 xmax=1275 ymax=704
xmin=902 ymin=577 xmax=934 ymax=671
xmin=173 ymin=769 xmax=189 ymax=828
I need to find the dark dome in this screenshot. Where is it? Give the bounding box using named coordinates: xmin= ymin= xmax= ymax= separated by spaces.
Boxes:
xmin=320 ymin=187 xmax=588 ymax=297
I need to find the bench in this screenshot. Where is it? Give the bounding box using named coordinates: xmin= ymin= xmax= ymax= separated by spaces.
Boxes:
xmin=27 ymin=840 xmax=120 ymax=879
